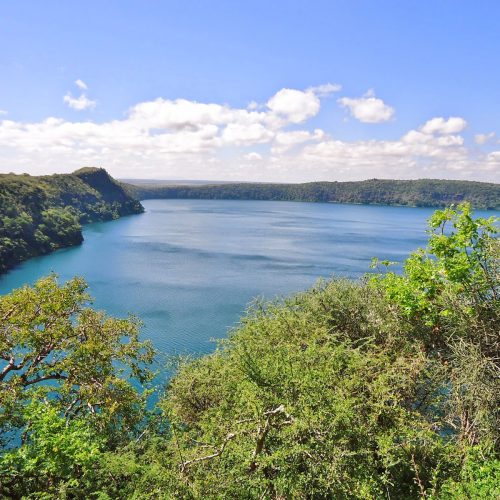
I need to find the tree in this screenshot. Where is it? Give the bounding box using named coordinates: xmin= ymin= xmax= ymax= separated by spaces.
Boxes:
xmin=0 ymin=401 xmax=104 ymax=497
xmin=372 ymin=203 xmax=499 ymax=449
xmin=0 ymin=275 xmax=155 ymax=449
xmin=372 ymin=203 xmax=498 ymax=328
xmin=1 ymin=205 xmax=498 ymax=498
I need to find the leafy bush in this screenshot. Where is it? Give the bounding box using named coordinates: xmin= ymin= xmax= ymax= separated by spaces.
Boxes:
xmin=0 ymin=402 xmax=104 ymax=497
xmin=0 ymin=205 xmax=498 ymax=498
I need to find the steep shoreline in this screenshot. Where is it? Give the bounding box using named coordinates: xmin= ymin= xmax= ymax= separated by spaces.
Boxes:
xmin=0 ymin=168 xmax=143 ymax=274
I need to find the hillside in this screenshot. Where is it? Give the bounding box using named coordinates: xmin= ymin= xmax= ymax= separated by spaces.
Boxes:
xmin=0 ymin=168 xmax=143 ymax=273
xmin=127 ymin=178 xmax=500 ymax=209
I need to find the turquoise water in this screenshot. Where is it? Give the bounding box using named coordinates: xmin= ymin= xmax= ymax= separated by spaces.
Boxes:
xmin=1 ymin=200 xmax=495 ymax=360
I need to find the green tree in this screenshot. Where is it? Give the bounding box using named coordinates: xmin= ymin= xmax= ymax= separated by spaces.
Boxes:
xmin=0 ymin=401 xmax=104 ymax=497
xmin=372 ymin=203 xmax=499 ymax=449
xmin=1 ymin=205 xmax=498 ymax=498
xmin=437 ymin=447 xmax=500 ymax=499
xmin=0 ymin=275 xmax=155 ymax=450
xmin=372 ymin=203 xmax=498 ymax=327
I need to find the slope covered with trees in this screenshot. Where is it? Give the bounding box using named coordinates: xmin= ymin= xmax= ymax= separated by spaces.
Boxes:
xmin=0 ymin=205 xmax=498 ymax=498
xmin=0 ymin=168 xmax=143 ymax=273
xmin=128 ymin=178 xmax=500 ymax=210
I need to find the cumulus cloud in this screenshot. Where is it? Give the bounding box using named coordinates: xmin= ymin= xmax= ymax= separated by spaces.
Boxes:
xmin=474 ymin=132 xmax=496 ymax=145
xmin=0 ymin=85 xmax=497 ymax=183
xmin=247 ymin=101 xmax=260 ymax=110
xmin=338 ymin=90 xmax=394 ymax=123
xmin=222 ymin=123 xmax=274 ymax=146
xmin=420 ymin=116 xmax=466 ymax=135
xmin=401 ymin=129 xmax=464 ymax=147
xmin=267 ymin=88 xmax=320 ymax=123
xmin=244 ymin=152 xmax=263 ymax=161
xmin=486 ymin=151 xmax=500 ymax=166
xmin=272 ymin=129 xmax=325 ymax=154
xmin=63 ymin=93 xmax=96 ymax=111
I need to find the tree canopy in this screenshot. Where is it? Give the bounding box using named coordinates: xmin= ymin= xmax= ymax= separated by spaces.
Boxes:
xmin=0 ymin=168 xmax=143 ymax=274
xmin=0 ymin=204 xmax=498 ymax=498
xmin=128 ymin=178 xmax=500 ymax=210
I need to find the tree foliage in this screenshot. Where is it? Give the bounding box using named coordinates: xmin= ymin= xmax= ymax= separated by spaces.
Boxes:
xmin=0 ymin=275 xmax=155 ymax=452
xmin=129 ymin=178 xmax=500 ymax=210
xmin=373 ymin=203 xmax=499 ymax=449
xmin=0 ymin=168 xmax=143 ymax=273
xmin=0 ymin=205 xmax=498 ymax=498
xmin=0 ymin=401 xmax=104 ymax=497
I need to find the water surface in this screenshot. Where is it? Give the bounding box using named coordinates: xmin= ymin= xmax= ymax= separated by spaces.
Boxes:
xmin=1 ymin=200 xmax=492 ymax=359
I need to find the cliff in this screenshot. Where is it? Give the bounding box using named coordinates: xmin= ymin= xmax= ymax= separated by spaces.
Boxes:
xmin=0 ymin=168 xmax=143 ymax=273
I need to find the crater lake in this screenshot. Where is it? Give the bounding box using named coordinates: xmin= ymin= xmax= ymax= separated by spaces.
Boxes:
xmin=1 ymin=199 xmax=496 ymax=364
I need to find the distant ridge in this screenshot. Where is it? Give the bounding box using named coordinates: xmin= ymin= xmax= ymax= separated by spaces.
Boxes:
xmin=125 ymin=178 xmax=500 ymax=210
xmin=119 ymin=178 xmax=259 ymax=186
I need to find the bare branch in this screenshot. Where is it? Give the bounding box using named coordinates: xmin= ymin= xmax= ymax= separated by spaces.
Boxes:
xmin=1 ymin=306 xmax=17 ymax=322
xmin=64 ymin=397 xmax=81 ymax=418
xmin=410 ymin=453 xmax=426 ymax=498
xmin=180 ymin=432 xmax=236 ymax=472
xmin=249 ymin=405 xmax=292 ymax=472
xmin=0 ymin=357 xmax=24 ymax=382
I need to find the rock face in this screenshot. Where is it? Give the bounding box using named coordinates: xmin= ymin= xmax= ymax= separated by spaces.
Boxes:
xmin=0 ymin=168 xmax=144 ymax=273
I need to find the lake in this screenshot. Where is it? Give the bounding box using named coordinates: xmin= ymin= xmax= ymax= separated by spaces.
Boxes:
xmin=1 ymin=199 xmax=494 ymax=361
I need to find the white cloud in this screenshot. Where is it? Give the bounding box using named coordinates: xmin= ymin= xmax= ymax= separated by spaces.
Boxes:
xmin=75 ymin=79 xmax=88 ymax=90
xmin=63 ymin=93 xmax=96 ymax=111
xmin=307 ymin=83 xmax=342 ymax=96
xmin=300 ymin=132 xmax=469 ymax=180
xmin=474 ymin=132 xmax=496 ymax=145
xmin=244 ymin=152 xmax=263 ymax=161
xmin=420 ymin=116 xmax=467 ymax=135
xmin=63 ymin=80 xmax=95 ymax=111
xmin=272 ymin=129 xmax=325 ymax=154
xmin=0 ymin=109 xmax=7 ymax=116
xmin=267 ymin=88 xmax=320 ymax=124
xmin=247 ymin=101 xmax=260 ymax=110
xmin=338 ymin=90 xmax=394 ymax=123
xmin=402 ymin=129 xmax=463 ymax=147
xmin=222 ymin=123 xmax=274 ymax=146
xmin=0 ymin=86 xmax=497 ymax=183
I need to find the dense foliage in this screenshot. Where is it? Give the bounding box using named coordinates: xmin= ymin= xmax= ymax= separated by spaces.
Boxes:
xmin=128 ymin=178 xmax=500 ymax=210
xmin=0 ymin=168 xmax=143 ymax=273
xmin=0 ymin=275 xmax=154 ymax=496
xmin=0 ymin=205 xmax=498 ymax=498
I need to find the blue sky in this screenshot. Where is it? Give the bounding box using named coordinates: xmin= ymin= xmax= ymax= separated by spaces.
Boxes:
xmin=0 ymin=0 xmax=499 ymax=182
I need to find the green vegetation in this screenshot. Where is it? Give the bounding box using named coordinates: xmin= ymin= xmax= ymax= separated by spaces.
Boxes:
xmin=127 ymin=178 xmax=500 ymax=210
xmin=0 ymin=204 xmax=498 ymax=498
xmin=0 ymin=168 xmax=143 ymax=273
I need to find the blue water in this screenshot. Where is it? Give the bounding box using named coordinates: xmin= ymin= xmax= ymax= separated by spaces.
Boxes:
xmin=1 ymin=200 xmax=494 ymax=360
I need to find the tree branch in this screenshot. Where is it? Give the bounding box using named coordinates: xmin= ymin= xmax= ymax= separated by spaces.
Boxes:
xmin=22 ymin=373 xmax=67 ymax=386
xmin=180 ymin=432 xmax=236 ymax=472
xmin=249 ymin=404 xmax=292 ymax=472
xmin=0 ymin=357 xmax=24 ymax=382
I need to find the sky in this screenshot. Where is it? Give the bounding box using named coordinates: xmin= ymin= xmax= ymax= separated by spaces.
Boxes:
xmin=0 ymin=0 xmax=499 ymax=182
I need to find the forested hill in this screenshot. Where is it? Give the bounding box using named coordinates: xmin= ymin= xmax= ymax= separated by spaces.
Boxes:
xmin=127 ymin=178 xmax=500 ymax=209
xmin=0 ymin=168 xmax=143 ymax=273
